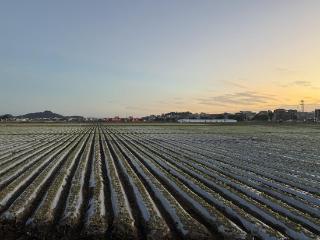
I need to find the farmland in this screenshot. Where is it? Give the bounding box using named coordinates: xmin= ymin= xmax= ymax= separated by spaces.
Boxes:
xmin=0 ymin=123 xmax=319 ymax=240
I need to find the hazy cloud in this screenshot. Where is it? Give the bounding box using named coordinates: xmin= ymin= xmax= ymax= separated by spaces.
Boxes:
xmin=123 ymin=105 xmax=156 ymax=116
xmin=197 ymin=91 xmax=275 ymax=106
xmin=156 ymin=98 xmax=185 ymax=106
xmin=280 ymin=80 xmax=312 ymax=88
xmin=223 ymin=80 xmax=247 ymax=89
xmin=275 ymin=67 xmax=302 ymax=75
xmin=292 ymin=80 xmax=311 ymax=86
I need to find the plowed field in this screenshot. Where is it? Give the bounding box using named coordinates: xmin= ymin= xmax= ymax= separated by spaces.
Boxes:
xmin=0 ymin=124 xmax=319 ymax=239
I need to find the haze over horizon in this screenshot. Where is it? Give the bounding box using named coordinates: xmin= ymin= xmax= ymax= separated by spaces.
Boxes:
xmin=1 ymin=1 xmax=320 ymax=117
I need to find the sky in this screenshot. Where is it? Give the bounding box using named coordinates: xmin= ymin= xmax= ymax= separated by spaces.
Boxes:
xmin=0 ymin=0 xmax=319 ymax=117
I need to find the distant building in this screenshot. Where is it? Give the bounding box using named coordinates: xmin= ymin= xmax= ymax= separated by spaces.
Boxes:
xmin=0 ymin=114 xmax=14 ymax=122
xmin=178 ymin=119 xmax=237 ymax=123
xmin=131 ymin=118 xmax=143 ymax=122
xmin=297 ymin=112 xmax=315 ymax=122
xmin=314 ymin=109 xmax=320 ymax=122
xmin=287 ymin=109 xmax=298 ymax=121
xmin=112 ymin=116 xmax=122 ymax=122
xmin=252 ymin=111 xmax=269 ymax=121
xmin=273 ymin=109 xmax=297 ymax=122
xmin=104 ymin=116 xmax=142 ymax=123
xmin=238 ymin=111 xmax=256 ymax=121
xmin=16 ymin=118 xmax=29 ymax=122
xmin=273 ymin=109 xmax=287 ymax=122
xmin=126 ymin=116 xmax=142 ymax=122
xmin=105 ymin=116 xmax=123 ymax=123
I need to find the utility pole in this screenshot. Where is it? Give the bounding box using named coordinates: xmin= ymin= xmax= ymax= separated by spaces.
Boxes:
xmin=300 ymin=100 xmax=305 ymax=113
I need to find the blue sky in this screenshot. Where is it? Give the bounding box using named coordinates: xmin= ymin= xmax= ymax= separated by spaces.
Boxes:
xmin=1 ymin=1 xmax=320 ymax=117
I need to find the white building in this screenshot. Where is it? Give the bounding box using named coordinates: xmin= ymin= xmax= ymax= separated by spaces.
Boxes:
xmin=178 ymin=119 xmax=237 ymax=123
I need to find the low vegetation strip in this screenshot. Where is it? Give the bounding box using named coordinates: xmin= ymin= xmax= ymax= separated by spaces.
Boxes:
xmin=0 ymin=123 xmax=319 ymax=239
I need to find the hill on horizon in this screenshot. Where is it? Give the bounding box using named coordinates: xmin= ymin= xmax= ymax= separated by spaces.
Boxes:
xmin=18 ymin=110 xmax=64 ymax=119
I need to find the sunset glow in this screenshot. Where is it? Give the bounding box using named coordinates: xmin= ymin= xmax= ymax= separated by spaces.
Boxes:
xmin=0 ymin=1 xmax=319 ymax=116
